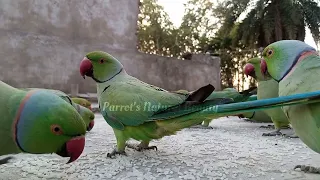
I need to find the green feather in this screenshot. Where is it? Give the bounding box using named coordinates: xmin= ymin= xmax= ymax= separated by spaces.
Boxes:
xmin=246 ymin=57 xmax=290 ymax=129
xmin=260 ymin=40 xmax=320 ymax=156
xmin=20 ymin=88 xmax=94 ymax=130
xmin=263 ymin=41 xmax=320 ymax=153
xmin=0 ymin=81 xmax=86 ymax=161
xmin=81 ymin=50 xmax=320 ymax=155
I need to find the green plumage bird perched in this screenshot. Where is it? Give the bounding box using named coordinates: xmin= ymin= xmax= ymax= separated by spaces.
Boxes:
xmin=70 ymin=97 xmax=95 ymax=131
xmin=71 ymin=97 xmax=92 ymax=110
xmin=0 ymin=81 xmax=87 ymax=165
xmin=244 ymin=58 xmax=296 ymax=137
xmin=20 ymin=88 xmax=95 ymax=131
xmin=79 ymin=51 xmax=320 ymax=158
xmin=257 ymin=40 xmax=320 ymax=173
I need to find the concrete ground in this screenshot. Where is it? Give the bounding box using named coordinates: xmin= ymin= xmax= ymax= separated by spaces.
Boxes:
xmin=1 ymin=114 xmax=320 ymax=180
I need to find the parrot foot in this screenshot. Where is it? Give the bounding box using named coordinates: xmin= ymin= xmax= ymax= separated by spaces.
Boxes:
xmin=0 ymin=156 xmax=14 ymax=165
xmin=107 ymin=148 xmax=127 ymax=158
xmin=283 ymin=133 xmax=299 ymax=138
xmin=281 ymin=125 xmax=291 ymax=129
xmin=294 ymin=165 xmax=320 ymax=174
xmin=262 ymin=129 xmax=282 ymax=136
xmin=126 ymin=143 xmax=158 ymax=152
xmin=189 ymin=125 xmax=213 ymax=129
xmin=259 ymin=125 xmax=275 ymax=129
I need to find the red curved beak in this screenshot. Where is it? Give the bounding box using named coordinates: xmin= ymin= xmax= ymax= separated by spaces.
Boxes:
xmin=65 ymin=136 xmax=85 ymax=163
xmin=87 ymin=120 xmax=95 ymax=131
xmin=260 ymin=59 xmax=267 ymax=75
xmin=80 ymin=57 xmax=93 ymax=79
xmin=243 ymin=63 xmax=255 ymax=77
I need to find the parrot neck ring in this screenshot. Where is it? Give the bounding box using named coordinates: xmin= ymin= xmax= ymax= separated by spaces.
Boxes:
xmin=12 ymin=91 xmax=37 ymax=153
xmin=281 ymin=49 xmax=318 ymax=82
xmin=90 ymin=68 xmax=123 ymax=84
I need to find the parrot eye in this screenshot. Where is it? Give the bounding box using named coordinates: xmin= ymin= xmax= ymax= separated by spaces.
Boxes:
xmin=50 ymin=124 xmax=63 ymax=135
xmin=267 ymin=49 xmax=273 ymax=57
xmin=99 ymin=59 xmax=105 ymax=64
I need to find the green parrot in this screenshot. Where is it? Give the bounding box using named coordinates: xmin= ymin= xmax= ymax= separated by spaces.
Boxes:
xmin=237 ymin=95 xmax=273 ymax=123
xmin=70 ymin=97 xmax=94 ymax=131
xmin=244 ymin=57 xmax=294 ymax=136
xmin=258 ymin=40 xmax=320 ymax=173
xmin=173 ymin=87 xmax=257 ymax=129
xmin=20 ymin=88 xmax=95 ymax=131
xmin=70 ymin=97 xmax=95 ymax=131
xmin=71 ymin=97 xmax=92 ymax=110
xmin=0 ymin=81 xmax=87 ymax=164
xmin=79 ymin=51 xmax=320 ymax=158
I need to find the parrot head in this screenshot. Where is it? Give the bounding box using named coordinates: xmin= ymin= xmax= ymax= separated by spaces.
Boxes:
xmin=70 ymin=98 xmax=95 ymax=131
xmin=42 ymin=92 xmax=95 ymax=132
xmin=243 ymin=57 xmax=267 ymax=81
xmin=79 ymin=51 xmax=124 ymax=83
xmin=259 ymin=40 xmax=317 ymax=82
xmin=13 ymin=90 xmax=87 ymax=163
xmin=71 ymin=97 xmax=92 ymax=110
xmin=73 ymin=104 xmax=95 ymax=131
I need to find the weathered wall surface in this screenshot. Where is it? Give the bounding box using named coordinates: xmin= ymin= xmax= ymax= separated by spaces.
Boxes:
xmin=0 ymin=0 xmax=221 ymax=93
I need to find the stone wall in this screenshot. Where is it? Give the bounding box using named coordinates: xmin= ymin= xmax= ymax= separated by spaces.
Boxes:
xmin=0 ymin=0 xmax=221 ymax=93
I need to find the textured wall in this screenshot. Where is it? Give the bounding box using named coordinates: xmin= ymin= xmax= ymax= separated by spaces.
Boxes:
xmin=0 ymin=0 xmax=221 ymax=93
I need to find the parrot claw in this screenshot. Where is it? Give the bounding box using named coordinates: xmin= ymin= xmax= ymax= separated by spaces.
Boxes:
xmin=282 ymin=133 xmax=299 ymax=138
xmin=0 ymin=156 xmax=14 ymax=165
xmin=145 ymin=146 xmax=157 ymax=151
xmin=259 ymin=125 xmax=275 ymax=129
xmin=294 ymin=165 xmax=320 ymax=174
xmin=189 ymin=125 xmax=213 ymax=129
xmin=280 ymin=125 xmax=291 ymax=129
xmin=126 ymin=143 xmax=158 ymax=152
xmin=139 ymin=146 xmax=157 ymax=151
xmin=107 ymin=148 xmax=127 ymax=158
xmin=262 ymin=129 xmax=282 ymax=136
